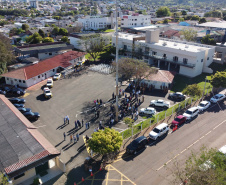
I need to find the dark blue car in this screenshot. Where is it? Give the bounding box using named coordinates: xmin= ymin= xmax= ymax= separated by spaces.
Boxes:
xmin=126 ymin=136 xmax=148 ymax=155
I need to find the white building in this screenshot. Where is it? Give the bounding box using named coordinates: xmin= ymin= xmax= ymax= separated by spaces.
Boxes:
xmin=30 ymin=0 xmax=38 ymax=9
xmin=112 ymin=29 xmax=215 ymax=77
xmin=121 ymin=13 xmax=151 ymax=28
xmin=78 ymin=15 xmax=112 ymax=31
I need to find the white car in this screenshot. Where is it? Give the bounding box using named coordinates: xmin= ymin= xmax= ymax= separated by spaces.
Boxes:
xmin=139 ymin=107 xmax=156 ymax=116
xmin=43 ymin=87 xmax=52 ymax=99
xmin=149 ymin=123 xmax=169 ymax=140
xmin=150 ymin=99 xmax=170 ymax=108
xmin=53 ymin=73 xmax=61 ymax=80
xmin=197 ymin=101 xmax=211 ymax=112
xmin=46 ymin=78 xmax=53 ymax=88
xmin=183 ymin=107 xmax=199 ymax=120
xmin=210 ymin=94 xmax=225 ymax=103
xmin=219 ymin=145 xmax=226 ymax=155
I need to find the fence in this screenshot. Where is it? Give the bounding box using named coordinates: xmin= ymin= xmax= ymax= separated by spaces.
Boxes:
xmin=89 ymin=64 xmax=114 ymax=74
xmin=120 ymin=96 xmax=199 ymax=140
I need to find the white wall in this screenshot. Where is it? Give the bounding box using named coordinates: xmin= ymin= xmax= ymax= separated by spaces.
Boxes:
xmin=78 ymin=16 xmax=111 ymax=30
xmin=13 ymin=168 xmax=36 ymax=185
xmin=121 ymin=15 xmax=151 ymax=27
xmin=38 ymin=49 xmax=72 ymax=60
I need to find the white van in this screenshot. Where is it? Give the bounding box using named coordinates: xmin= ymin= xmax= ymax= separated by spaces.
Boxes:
xmin=149 ymin=123 xmax=169 ymax=140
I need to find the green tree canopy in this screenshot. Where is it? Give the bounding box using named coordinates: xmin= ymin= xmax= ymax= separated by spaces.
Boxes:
xmin=42 ymin=37 xmax=54 ymax=43
xmin=0 ymin=34 xmax=15 ymax=75
xmin=21 ymin=23 xmax=29 ymax=31
xmin=201 ymin=34 xmax=216 ymax=45
xmin=210 ymin=71 xmax=226 ymax=88
xmin=180 ymin=28 xmax=197 ymax=42
xmin=45 ymin=24 xmax=50 ymax=27
xmin=59 ymin=28 xmax=68 ymax=36
xmin=51 ymin=26 xmax=59 ymax=35
xmin=38 ymin=29 xmax=45 ymax=38
xmin=0 ymin=172 xmax=8 ymax=185
xmin=156 ymin=6 xmax=171 ymax=17
xmin=61 ymin=36 xmax=68 ymax=42
xmin=88 ymin=128 xmax=123 ymax=156
xmin=25 ymin=32 xmax=43 ymax=44
xmin=191 ymin=15 xmax=200 ymax=21
xmin=163 ymin=19 xmax=169 ymax=24
xmin=199 ymin=17 xmax=207 ymax=24
xmin=204 ymin=10 xmax=222 ymax=18
xmin=181 ymin=10 xmax=187 ymax=15
xmin=182 ymin=84 xmax=202 ymax=97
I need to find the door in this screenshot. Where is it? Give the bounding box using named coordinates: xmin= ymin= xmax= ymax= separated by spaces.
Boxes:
xmin=11 ymin=80 xmax=14 ymax=85
xmin=35 ymin=161 xmax=49 ymax=175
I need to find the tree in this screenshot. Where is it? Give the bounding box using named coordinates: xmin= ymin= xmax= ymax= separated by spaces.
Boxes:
xmin=170 ymin=147 xmax=226 ymax=185
xmin=180 ymin=28 xmax=197 ymax=42
xmin=181 ymin=10 xmax=187 ymax=15
xmin=38 ymin=29 xmax=45 ymax=38
xmin=182 ymin=84 xmax=202 ymax=97
xmin=178 ymin=18 xmax=184 ymax=22
xmin=88 ymin=128 xmax=123 ymax=160
xmin=43 ymin=37 xmax=54 ymax=43
xmin=80 ymin=35 xmax=105 ymax=62
xmin=163 ymin=19 xmax=169 ymax=24
xmin=0 ymin=34 xmax=15 ymax=75
xmin=61 ymin=36 xmax=68 ymax=43
xmin=191 ymin=15 xmax=200 ymax=21
xmin=51 ymin=26 xmax=59 ymax=35
xmin=123 ymin=117 xmax=134 ymax=128
xmin=201 ymin=34 xmax=216 ymax=45
xmin=0 ymin=172 xmax=8 ymax=185
xmin=25 ymin=32 xmax=43 ymax=44
xmin=59 ymin=28 xmax=68 ymax=36
xmin=45 ymin=24 xmax=50 ymax=27
xmin=210 ymin=71 xmax=226 ymax=88
xmin=199 ymin=17 xmax=207 ymax=24
xmin=116 ymin=58 xmax=157 ymax=89
xmin=156 ymin=6 xmax=171 ymax=17
xmin=21 ymin=23 xmax=29 ymax=31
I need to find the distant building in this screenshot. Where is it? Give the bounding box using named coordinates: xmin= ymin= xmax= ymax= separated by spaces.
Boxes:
xmin=112 ymin=29 xmax=215 ymax=77
xmin=121 ymin=14 xmax=151 ymax=28
xmin=30 ymin=0 xmax=39 ymax=9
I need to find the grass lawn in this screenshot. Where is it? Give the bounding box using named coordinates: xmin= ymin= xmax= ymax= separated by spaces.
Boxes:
xmin=104 ymin=29 xmax=115 ymax=32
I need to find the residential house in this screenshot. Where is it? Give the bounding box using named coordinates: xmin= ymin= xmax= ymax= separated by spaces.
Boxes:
xmin=121 ymin=14 xmax=151 ymax=28
xmin=1 ymin=51 xmax=85 ymax=88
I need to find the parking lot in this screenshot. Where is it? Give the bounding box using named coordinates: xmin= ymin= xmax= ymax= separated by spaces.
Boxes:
xmin=21 ymin=70 xmax=176 ymax=169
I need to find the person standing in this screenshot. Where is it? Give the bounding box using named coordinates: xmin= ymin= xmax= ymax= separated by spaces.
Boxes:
xmin=74 ymin=120 xmax=78 ymax=129
xmin=73 ymin=134 xmax=76 ymax=143
xmin=76 ymin=133 xmax=79 ymax=141
xmin=77 ymin=120 xmax=81 ymax=128
xmin=85 ymin=122 xmax=88 ymax=129
xmin=100 ymin=99 xmax=102 ymax=105
xmin=63 ymin=132 xmax=66 ymax=141
xmin=88 ymin=122 xmax=90 ymax=129
xmin=70 ymin=134 xmax=73 ymax=143
xmin=82 ymin=119 xmax=84 ymax=127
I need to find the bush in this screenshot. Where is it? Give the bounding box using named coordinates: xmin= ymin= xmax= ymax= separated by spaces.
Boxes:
xmin=32 ymin=177 xmax=40 ymax=185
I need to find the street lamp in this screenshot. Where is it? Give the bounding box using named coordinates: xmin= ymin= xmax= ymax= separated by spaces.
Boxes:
xmin=115 ymin=0 xmax=119 ymax=122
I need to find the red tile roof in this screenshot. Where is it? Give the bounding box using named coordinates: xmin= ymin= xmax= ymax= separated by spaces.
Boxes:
xmin=2 ymin=51 xmax=85 ymax=80
xmin=145 ymin=70 xmax=176 ymax=83
xmin=162 ymin=29 xmax=180 ymax=38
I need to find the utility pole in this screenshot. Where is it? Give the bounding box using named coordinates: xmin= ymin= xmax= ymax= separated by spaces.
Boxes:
xmin=115 ymin=0 xmax=119 ymax=122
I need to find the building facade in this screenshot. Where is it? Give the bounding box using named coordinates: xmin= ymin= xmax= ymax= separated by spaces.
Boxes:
xmin=112 ymin=30 xmax=215 ymax=77
xmin=121 ymin=14 xmax=151 ymax=28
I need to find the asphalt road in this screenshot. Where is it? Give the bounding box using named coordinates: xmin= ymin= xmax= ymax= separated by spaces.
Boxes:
xmin=111 ymin=101 xmax=226 ymax=185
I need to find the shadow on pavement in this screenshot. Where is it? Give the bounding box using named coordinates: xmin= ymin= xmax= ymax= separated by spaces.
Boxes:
xmin=36 ymin=94 xmax=49 ymax=101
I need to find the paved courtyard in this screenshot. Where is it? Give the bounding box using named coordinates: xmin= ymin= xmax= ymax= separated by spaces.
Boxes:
xmin=23 ymin=70 xmax=176 ymax=176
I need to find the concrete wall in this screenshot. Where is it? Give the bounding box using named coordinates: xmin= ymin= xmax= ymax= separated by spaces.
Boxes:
xmin=140 ymin=79 xmax=170 ymax=89
xmin=55 ymin=157 xmax=66 ymax=172
xmin=38 ymin=49 xmax=72 ymax=60
xmin=13 ymin=168 xmax=36 ymax=185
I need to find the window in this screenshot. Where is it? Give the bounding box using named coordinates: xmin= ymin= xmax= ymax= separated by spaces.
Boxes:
xmin=14 ymin=173 xmax=25 ymax=180
xmin=7 ymin=78 xmax=9 ymax=80
xmin=123 ymin=45 xmax=127 ymax=50
xmin=38 ymin=75 xmax=40 ymax=78
xmin=207 ymin=57 xmax=209 ymax=60
xmin=173 ymin=56 xmax=178 ymax=62
xmin=23 ymin=80 xmax=25 ymax=83
xmin=183 ymin=58 xmax=188 ymax=64
xmin=201 ymin=59 xmax=203 ymax=62
xmin=113 ymin=43 xmax=115 ymax=46
xmin=15 ymin=79 xmax=17 ymax=81
xmin=42 ymin=74 xmax=44 ymax=77
xmin=163 ymin=54 xmax=167 ymax=59
xmin=135 ymin=19 xmax=137 ymax=21
xmin=19 ymin=80 xmax=21 ymax=82
xmin=152 ymin=51 xmax=157 ymax=56
xmin=49 ymin=53 xmax=52 ymax=56
xmin=53 ymin=69 xmax=55 ymax=72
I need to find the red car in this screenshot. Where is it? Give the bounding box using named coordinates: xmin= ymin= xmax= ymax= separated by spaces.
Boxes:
xmin=172 ymin=115 xmax=187 ymax=127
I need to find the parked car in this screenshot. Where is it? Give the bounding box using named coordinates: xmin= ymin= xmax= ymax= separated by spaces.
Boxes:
xmin=9 ymin=98 xmax=26 ymax=104
xmin=46 ymin=78 xmax=53 ymax=88
xmin=23 ymin=111 xmax=40 ymax=121
xmin=139 ymin=107 xmax=156 ymax=116
xmin=43 ymin=87 xmax=52 ymax=99
xmin=53 ymin=73 xmax=61 ymax=81
xmin=0 ymin=89 xmax=6 ymax=95
xmin=13 ymin=104 xmax=25 ymax=108
xmin=150 ymin=99 xmax=170 ymax=108
xmin=17 ymin=107 xmax=31 ymax=113
xmin=210 ymin=94 xmax=225 ymax=103
xmin=0 ymin=86 xmax=10 ymax=94
xmin=171 ymin=115 xmax=187 ymax=127
xmin=219 ymin=145 xmax=226 ymax=155
xmin=197 ymin=101 xmax=211 ymax=112
xmin=169 ymin=92 xmax=186 ymax=101
xmin=76 ymin=61 xmax=84 ymax=67
xmin=149 ymin=123 xmax=169 ymax=140
xmin=126 ymin=136 xmax=148 ymax=155
xmin=183 ymin=107 xmax=199 ymax=121
xmin=9 ymin=88 xmax=26 ymax=95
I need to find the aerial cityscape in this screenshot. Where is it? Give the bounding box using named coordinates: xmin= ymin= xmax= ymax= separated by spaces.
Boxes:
xmin=0 ymin=0 xmax=226 ymax=184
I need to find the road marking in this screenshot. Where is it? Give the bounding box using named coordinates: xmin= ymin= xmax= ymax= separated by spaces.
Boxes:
xmin=156 ymin=118 xmax=226 ymax=171
xmin=22 ymin=93 xmax=30 ymax=97
xmin=105 ymin=165 xmax=110 ymax=185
